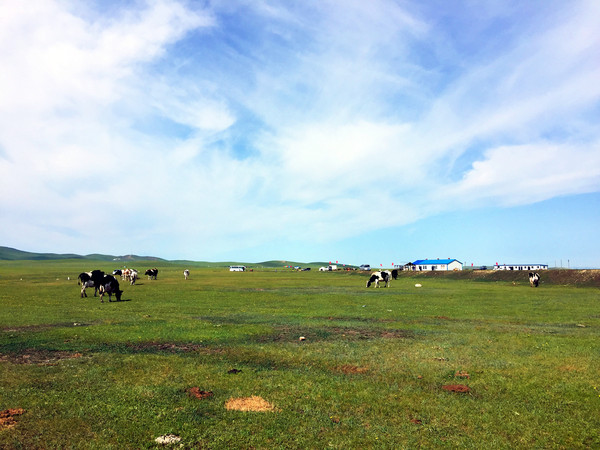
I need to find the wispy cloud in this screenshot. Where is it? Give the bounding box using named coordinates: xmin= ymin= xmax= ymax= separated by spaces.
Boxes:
xmin=0 ymin=0 xmax=598 ymax=261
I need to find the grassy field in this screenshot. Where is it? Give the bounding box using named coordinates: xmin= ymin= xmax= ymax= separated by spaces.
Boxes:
xmin=0 ymin=260 xmax=598 ymax=449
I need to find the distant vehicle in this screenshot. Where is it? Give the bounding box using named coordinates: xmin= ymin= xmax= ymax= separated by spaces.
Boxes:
xmin=301 ymin=268 xmax=311 ymax=271
xmin=319 ymin=265 xmax=337 ymax=271
xmin=229 ymin=266 xmax=246 ymax=272
xmin=359 ymin=264 xmax=371 ymax=271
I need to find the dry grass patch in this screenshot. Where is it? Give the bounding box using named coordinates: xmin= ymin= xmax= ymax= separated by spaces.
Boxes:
xmin=335 ymin=364 xmax=370 ymax=375
xmin=225 ymin=396 xmax=278 ymax=412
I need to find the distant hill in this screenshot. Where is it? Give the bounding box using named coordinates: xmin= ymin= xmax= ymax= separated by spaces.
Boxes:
xmin=0 ymin=246 xmax=165 ymax=262
xmin=0 ymin=246 xmax=348 ymax=268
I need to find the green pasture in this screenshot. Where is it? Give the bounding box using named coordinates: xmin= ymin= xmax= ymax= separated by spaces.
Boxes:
xmin=0 ymin=260 xmax=598 ymax=448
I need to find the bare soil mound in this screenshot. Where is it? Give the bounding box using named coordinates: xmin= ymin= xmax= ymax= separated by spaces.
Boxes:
xmin=442 ymin=384 xmax=470 ymax=393
xmin=0 ymin=408 xmax=25 ymax=430
xmin=187 ymin=387 xmax=213 ymax=399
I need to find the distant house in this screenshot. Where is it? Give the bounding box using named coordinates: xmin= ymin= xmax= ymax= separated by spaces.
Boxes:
xmin=493 ymin=264 xmax=548 ymax=271
xmin=411 ymin=259 xmax=463 ymax=271
xmin=401 ymin=262 xmax=416 ymax=271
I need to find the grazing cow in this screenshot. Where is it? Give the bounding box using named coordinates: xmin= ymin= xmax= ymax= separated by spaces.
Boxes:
xmin=78 ymin=272 xmax=97 ymax=298
xmin=529 ymin=272 xmax=540 ymax=288
xmin=145 ymin=268 xmax=159 ymax=280
xmin=184 ymin=269 xmax=190 ymax=280
xmin=112 ymin=269 xmax=122 ymax=278
xmin=78 ymin=270 xmax=105 ymax=297
xmin=98 ymin=275 xmax=123 ymax=302
xmin=391 ymin=269 xmax=399 ymax=280
xmin=366 ymin=270 xmax=392 ymax=288
xmin=129 ymin=269 xmax=138 ymax=285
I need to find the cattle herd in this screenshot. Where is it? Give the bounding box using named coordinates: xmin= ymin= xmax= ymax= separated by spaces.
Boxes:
xmin=77 ymin=267 xmax=162 ymax=303
xmin=77 ymin=266 xmax=541 ymax=301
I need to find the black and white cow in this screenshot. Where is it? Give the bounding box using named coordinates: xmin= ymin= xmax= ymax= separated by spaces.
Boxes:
xmin=183 ymin=269 xmax=190 ymax=280
xmin=77 ymin=270 xmax=105 ymax=297
xmin=98 ymin=274 xmax=123 ymax=302
xmin=78 ymin=272 xmax=97 ymax=297
xmin=112 ymin=269 xmax=122 ymax=278
xmin=366 ymin=270 xmax=392 ymax=288
xmin=129 ymin=269 xmax=138 ymax=285
xmin=529 ymin=272 xmax=540 ymax=288
xmin=145 ymin=268 xmax=158 ymax=280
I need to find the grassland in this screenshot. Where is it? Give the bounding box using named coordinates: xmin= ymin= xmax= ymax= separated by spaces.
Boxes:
xmin=0 ymin=260 xmax=599 ymax=448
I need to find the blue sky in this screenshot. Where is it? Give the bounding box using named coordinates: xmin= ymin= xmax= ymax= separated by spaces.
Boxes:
xmin=1 ymin=0 xmax=599 ymax=268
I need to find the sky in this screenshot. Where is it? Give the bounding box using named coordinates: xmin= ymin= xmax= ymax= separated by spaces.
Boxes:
xmin=1 ymin=0 xmax=599 ymax=268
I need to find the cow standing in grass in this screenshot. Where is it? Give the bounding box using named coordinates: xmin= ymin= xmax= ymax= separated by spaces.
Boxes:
xmin=145 ymin=268 xmax=158 ymax=280
xmin=529 ymin=272 xmax=540 ymax=287
xmin=98 ymin=275 xmax=123 ymax=302
xmin=366 ymin=270 xmax=392 ymax=288
xmin=78 ymin=272 xmax=97 ymax=297
xmin=78 ymin=270 xmax=105 ymax=298
xmin=129 ymin=270 xmax=138 ymax=285
xmin=184 ymin=269 xmax=190 ymax=280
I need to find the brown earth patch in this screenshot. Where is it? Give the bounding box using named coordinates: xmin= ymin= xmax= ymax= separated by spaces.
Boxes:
xmin=225 ymin=396 xmax=278 ymax=412
xmin=442 ymin=384 xmax=470 ymax=393
xmin=454 ymin=371 xmax=470 ymax=379
xmin=187 ymin=387 xmax=213 ymax=399
xmin=0 ymin=409 xmax=25 ymax=430
xmin=0 ymin=350 xmax=84 ymax=365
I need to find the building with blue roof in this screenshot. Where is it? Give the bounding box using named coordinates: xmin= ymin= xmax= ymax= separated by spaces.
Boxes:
xmin=409 ymin=259 xmax=463 ymax=271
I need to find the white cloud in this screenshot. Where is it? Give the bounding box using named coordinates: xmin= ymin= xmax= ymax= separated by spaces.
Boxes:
xmin=441 ymin=142 xmax=600 ymax=208
xmin=0 ymin=0 xmax=599 ymax=261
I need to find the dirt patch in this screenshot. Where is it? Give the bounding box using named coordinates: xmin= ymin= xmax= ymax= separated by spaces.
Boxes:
xmin=442 ymin=384 xmax=470 ymax=393
xmin=187 ymin=387 xmax=213 ymax=399
xmin=225 ymin=396 xmax=278 ymax=412
xmin=335 ymin=364 xmax=369 ymax=375
xmin=129 ymin=342 xmax=207 ymax=353
xmin=0 ymin=350 xmax=84 ymax=365
xmin=0 ymin=409 xmax=25 ymax=430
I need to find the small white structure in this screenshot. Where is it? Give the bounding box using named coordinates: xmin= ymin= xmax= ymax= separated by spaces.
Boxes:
xmin=493 ymin=264 xmax=548 ymax=271
xmin=412 ymin=259 xmax=463 ymax=271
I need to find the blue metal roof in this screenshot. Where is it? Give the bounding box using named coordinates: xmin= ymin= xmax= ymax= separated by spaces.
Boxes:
xmin=413 ymin=259 xmax=461 ymax=265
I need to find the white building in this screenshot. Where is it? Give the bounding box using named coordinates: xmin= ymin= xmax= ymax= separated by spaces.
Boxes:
xmin=411 ymin=259 xmax=463 ymax=271
xmin=493 ymin=264 xmax=548 ymax=271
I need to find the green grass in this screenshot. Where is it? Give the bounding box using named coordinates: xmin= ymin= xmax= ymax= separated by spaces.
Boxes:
xmin=1 ymin=260 xmax=599 ymax=448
